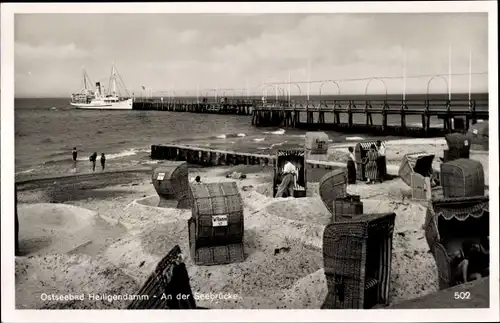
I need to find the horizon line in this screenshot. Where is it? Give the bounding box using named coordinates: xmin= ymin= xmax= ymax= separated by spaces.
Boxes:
xmin=14 ymin=91 xmax=490 ymax=99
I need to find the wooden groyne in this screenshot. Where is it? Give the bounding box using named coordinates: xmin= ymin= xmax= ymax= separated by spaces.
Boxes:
xmin=151 ymin=144 xmax=345 ymax=182
xmin=252 ymin=98 xmax=489 ymax=137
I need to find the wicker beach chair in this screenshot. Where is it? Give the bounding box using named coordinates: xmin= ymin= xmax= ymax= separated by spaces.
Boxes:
xmin=152 ymin=161 xmax=191 ymax=209
xmin=443 ymin=133 xmax=471 ymax=162
xmin=127 ymin=245 xmax=198 ymax=309
xmin=440 ymin=159 xmax=485 ymax=198
xmin=468 ymin=122 xmax=489 ymax=151
xmin=424 ymin=196 xmax=489 ymax=290
xmin=305 ymin=132 xmax=329 ymax=154
xmin=398 ymin=152 xmax=436 ymax=201
xmin=319 ymin=169 xmax=347 ymax=214
xmin=322 ymin=213 xmax=396 ymax=309
xmin=188 ymin=182 xmax=245 ymax=266
xmin=273 ymin=149 xmax=307 ymax=198
xmin=354 ymin=141 xmax=384 ymax=181
xmin=332 ymin=195 xmax=364 ymax=223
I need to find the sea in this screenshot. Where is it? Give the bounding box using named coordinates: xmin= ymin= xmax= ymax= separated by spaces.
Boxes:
xmin=14 ymin=93 xmax=487 ymax=177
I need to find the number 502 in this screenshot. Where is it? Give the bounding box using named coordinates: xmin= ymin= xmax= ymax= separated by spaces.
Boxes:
xmin=454 ymin=292 xmax=471 ymax=300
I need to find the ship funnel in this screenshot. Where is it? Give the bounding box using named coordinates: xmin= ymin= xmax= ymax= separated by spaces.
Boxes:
xmin=95 ymin=82 xmax=101 ymax=95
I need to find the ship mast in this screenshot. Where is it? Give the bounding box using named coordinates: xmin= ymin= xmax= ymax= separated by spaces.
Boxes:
xmin=112 ymin=63 xmax=117 ymax=97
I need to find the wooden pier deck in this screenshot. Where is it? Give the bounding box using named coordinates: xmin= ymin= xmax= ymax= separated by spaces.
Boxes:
xmin=133 ymin=98 xmax=253 ymax=115
xmin=133 ymin=95 xmax=489 ymax=137
xmin=252 ymin=98 xmax=489 ymax=136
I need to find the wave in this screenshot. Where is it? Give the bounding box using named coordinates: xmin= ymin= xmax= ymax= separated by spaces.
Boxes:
xmin=270 ymin=141 xmax=287 ymax=148
xmin=75 ymin=147 xmax=150 ymax=162
xmin=263 ymin=128 xmax=286 ymax=135
xmin=214 ymin=132 xmax=247 ymax=140
xmin=15 ymin=168 xmax=37 ymax=175
xmin=253 ymin=138 xmax=266 ymax=142
xmin=345 ymin=136 xmax=365 ymax=141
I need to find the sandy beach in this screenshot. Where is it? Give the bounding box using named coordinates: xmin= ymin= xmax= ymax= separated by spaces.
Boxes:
xmin=15 ymin=138 xmax=490 ymax=309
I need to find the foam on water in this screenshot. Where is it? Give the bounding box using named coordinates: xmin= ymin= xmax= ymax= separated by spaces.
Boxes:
xmin=76 ymin=148 xmax=150 ymax=162
xmin=264 ymin=128 xmax=286 ymax=135
xmin=253 ymin=138 xmax=266 ymax=142
xmin=216 ymin=134 xmax=227 ymax=139
xmin=237 ymin=133 xmax=246 ymax=137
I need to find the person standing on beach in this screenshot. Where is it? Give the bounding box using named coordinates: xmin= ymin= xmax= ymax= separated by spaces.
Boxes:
xmin=100 ymin=153 xmax=106 ymax=171
xmin=72 ymin=147 xmax=78 ymax=168
xmin=376 ymin=140 xmax=387 ymax=181
xmin=275 ymin=159 xmax=298 ymax=198
xmin=364 ymin=144 xmax=380 ymax=184
xmin=347 ymin=147 xmax=357 ymax=184
xmin=89 ymin=152 xmax=97 ymax=172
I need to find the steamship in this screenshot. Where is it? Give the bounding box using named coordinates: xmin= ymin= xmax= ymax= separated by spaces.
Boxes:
xmin=70 ymin=64 xmax=133 ymax=110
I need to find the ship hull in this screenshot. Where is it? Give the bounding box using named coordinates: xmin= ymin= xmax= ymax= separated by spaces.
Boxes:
xmin=70 ymin=99 xmax=133 ymax=110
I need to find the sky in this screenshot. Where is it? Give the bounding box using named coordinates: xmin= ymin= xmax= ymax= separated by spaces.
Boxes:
xmin=14 ymin=13 xmax=489 ymax=98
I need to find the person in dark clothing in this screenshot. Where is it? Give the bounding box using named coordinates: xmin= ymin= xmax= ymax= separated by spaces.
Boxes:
xmin=89 ymin=152 xmax=97 ymax=172
xmin=347 ymin=147 xmax=357 ymax=184
xmin=454 ymin=239 xmax=490 ymax=283
xmin=376 ymin=140 xmax=386 ymax=181
xmin=100 ymin=153 xmax=106 ymax=171
xmin=364 ymin=144 xmax=380 ymax=184
xmin=72 ymin=147 xmax=78 ymax=168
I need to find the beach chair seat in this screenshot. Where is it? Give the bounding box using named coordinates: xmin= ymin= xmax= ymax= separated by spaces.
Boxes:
xmin=440 ymin=159 xmax=485 ymax=199
xmin=322 ymin=213 xmax=396 ymax=309
xmin=273 ymin=149 xmax=307 ymax=198
xmin=398 ymin=152 xmax=435 ymax=201
xmin=424 ymin=196 xmax=489 ymax=290
xmin=127 ymin=245 xmax=197 ymax=309
xmin=152 ymin=161 xmax=190 ymax=209
xmin=188 ymin=182 xmax=245 ymax=266
xmin=319 ymin=169 xmax=348 ymax=214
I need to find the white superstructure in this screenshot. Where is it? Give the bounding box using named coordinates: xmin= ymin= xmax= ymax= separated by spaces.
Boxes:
xmin=71 ymin=64 xmax=133 ymax=110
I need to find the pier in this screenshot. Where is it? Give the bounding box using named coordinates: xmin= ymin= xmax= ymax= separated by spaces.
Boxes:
xmin=251 ymin=97 xmax=489 ymax=136
xmin=133 ymin=98 xmax=253 ymax=115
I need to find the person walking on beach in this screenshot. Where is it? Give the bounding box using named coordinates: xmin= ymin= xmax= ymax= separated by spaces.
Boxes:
xmin=72 ymin=147 xmax=78 ymax=168
xmin=89 ymin=152 xmax=97 ymax=172
xmin=100 ymin=153 xmax=106 ymax=171
xmin=364 ymin=144 xmax=380 ymax=184
xmin=376 ymin=140 xmax=387 ymax=181
xmin=347 ymin=147 xmax=357 ymax=184
xmin=275 ymin=159 xmax=298 ymax=198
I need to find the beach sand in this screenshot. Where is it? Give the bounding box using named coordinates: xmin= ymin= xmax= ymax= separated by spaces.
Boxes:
xmin=14 ymin=138 xmax=489 ymax=309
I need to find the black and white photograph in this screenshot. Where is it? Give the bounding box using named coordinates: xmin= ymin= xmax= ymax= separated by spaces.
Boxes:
xmin=1 ymin=2 xmax=498 ymax=322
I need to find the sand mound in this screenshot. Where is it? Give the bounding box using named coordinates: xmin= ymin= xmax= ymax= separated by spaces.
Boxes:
xmin=103 ymin=209 xmax=323 ymax=309
xmin=17 ymin=203 xmax=121 ymax=256
xmin=120 ymin=197 xmax=191 ymax=229
xmin=265 ymin=197 xmax=331 ymax=226
xmin=15 ymin=253 xmax=138 ymax=309
xmin=280 ymin=268 xmax=328 ymax=309
xmin=102 ymin=219 xmax=190 ymax=285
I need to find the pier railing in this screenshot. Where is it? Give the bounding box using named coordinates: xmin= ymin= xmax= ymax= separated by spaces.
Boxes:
xmin=132 ymin=96 xmax=488 ymax=137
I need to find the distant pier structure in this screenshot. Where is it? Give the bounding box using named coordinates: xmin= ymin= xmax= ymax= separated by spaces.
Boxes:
xmin=133 ymin=97 xmax=253 ymax=115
